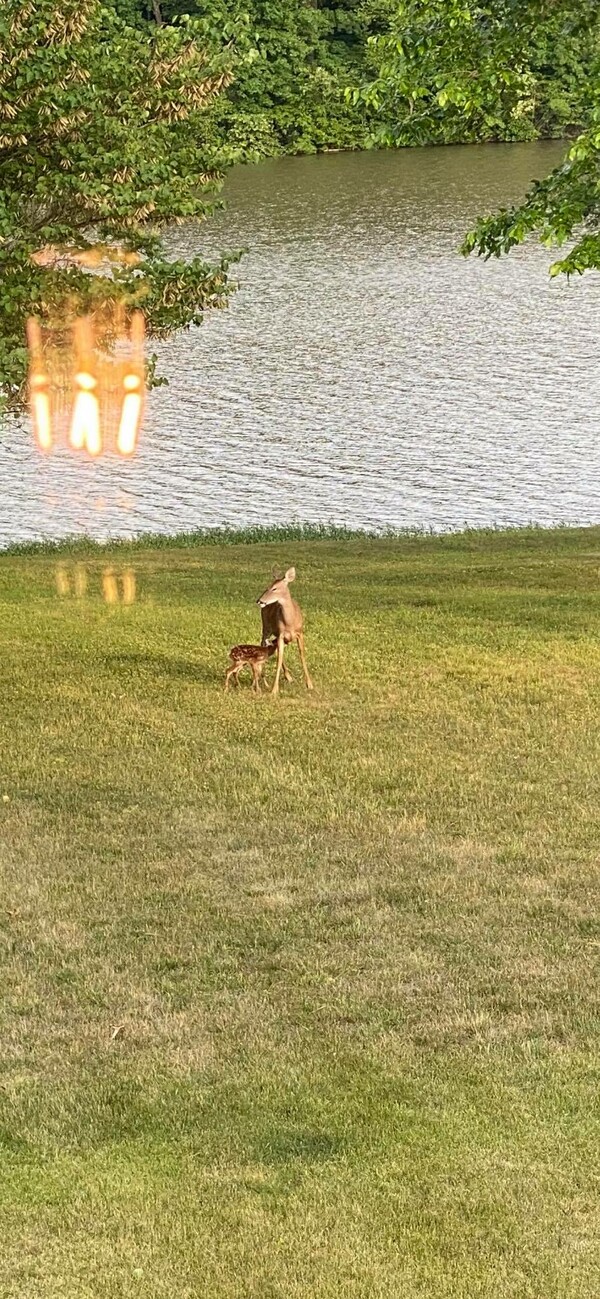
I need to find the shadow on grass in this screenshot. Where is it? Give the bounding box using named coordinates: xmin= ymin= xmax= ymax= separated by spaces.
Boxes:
xmin=105 ymin=652 xmax=223 ymax=686
xmin=253 ymin=1128 xmax=345 ymax=1166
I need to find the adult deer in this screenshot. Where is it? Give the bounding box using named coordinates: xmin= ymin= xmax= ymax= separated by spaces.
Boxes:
xmin=257 ymin=567 xmax=313 ymax=696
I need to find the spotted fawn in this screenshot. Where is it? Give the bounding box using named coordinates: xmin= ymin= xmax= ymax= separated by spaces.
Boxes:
xmin=224 ymin=641 xmax=277 ymax=694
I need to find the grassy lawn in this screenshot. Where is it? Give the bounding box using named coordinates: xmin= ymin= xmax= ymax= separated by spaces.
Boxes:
xmin=1 ymin=526 xmax=599 ymax=1298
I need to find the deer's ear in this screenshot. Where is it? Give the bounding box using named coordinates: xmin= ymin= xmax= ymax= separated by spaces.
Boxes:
xmin=285 ymin=567 xmax=296 ymax=583
xmin=272 ymin=566 xmax=284 ymax=580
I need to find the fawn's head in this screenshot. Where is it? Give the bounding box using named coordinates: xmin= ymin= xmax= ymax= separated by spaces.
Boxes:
xmin=257 ymin=567 xmax=296 ymax=608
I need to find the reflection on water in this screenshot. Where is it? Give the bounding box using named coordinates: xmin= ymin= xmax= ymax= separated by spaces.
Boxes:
xmin=3 ymin=141 xmax=600 ymax=545
xmin=55 ymin=564 xmax=137 ymax=604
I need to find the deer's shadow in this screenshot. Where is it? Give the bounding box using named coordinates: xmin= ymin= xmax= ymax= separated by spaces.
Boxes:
xmin=104 ymin=651 xmax=222 ymax=686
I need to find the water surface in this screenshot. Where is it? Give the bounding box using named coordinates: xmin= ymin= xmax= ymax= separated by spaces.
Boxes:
xmin=3 ymin=141 xmax=600 ymax=545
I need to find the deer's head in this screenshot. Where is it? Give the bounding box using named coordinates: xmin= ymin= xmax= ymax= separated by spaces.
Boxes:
xmin=257 ymin=567 xmax=296 ymax=607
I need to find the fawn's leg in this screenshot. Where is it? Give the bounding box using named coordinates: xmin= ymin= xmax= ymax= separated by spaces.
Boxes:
xmin=251 ymin=662 xmax=263 ymax=694
xmin=282 ymin=662 xmax=293 ymax=684
xmin=224 ymin=665 xmax=238 ymax=692
xmin=296 ymin=632 xmax=313 ymax=690
xmin=271 ymin=635 xmax=286 ymax=695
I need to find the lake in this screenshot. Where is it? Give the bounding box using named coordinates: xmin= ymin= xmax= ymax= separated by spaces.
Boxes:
xmin=2 ymin=140 xmax=600 ymax=545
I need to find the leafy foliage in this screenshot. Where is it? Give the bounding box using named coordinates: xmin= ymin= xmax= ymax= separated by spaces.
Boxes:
xmin=0 ymin=0 xmax=243 ymax=409
xmin=463 ymin=101 xmax=600 ymax=275
xmin=123 ymin=1 xmax=600 ymax=157
xmin=135 ymin=1 xmax=375 ymax=154
xmin=3 ymin=0 xmax=600 ymax=413
xmin=356 ymin=1 xmax=600 ymax=146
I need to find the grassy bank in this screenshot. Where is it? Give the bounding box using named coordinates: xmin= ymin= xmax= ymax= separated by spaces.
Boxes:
xmin=1 ymin=525 xmax=599 ymax=1298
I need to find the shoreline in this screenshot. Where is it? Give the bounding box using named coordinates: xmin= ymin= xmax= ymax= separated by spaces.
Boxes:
xmin=2 ymin=519 xmax=600 ymax=559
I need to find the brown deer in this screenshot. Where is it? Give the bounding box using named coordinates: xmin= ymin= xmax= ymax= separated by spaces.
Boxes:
xmin=224 ymin=642 xmax=277 ymax=694
xmin=257 ymin=567 xmax=313 ymax=696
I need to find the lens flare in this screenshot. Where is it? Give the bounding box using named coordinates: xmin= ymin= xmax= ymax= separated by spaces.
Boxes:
xmin=31 ymin=379 xmax=52 ymax=451
xmin=26 ymin=320 xmax=53 ymax=452
xmin=55 ymin=564 xmax=138 ymax=603
xmin=102 ymin=568 xmax=119 ymax=604
xmin=74 ymin=566 xmax=88 ymax=598
xmin=121 ymin=569 xmax=136 ymax=605
xmin=117 ymin=375 xmax=143 ymax=456
xmin=70 ymin=372 xmax=101 ymax=456
xmin=55 ymin=567 xmax=70 ymax=598
xmin=116 ymin=312 xmax=145 ymax=457
xmin=27 ymin=309 xmax=146 ymax=458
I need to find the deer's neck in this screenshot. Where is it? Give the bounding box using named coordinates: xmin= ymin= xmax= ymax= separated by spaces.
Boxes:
xmin=272 ymin=590 xmax=297 ymax=629
xmin=282 ymin=589 xmax=298 ymax=614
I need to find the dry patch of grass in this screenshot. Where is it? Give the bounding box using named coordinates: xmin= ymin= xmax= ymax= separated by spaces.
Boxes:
xmin=0 ymin=528 xmax=599 ymax=1297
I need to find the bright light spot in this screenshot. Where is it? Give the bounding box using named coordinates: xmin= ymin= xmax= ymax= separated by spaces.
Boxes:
xmin=74 ymin=371 xmax=96 ymax=392
xmin=117 ymin=384 xmax=142 ymax=456
xmin=32 ymin=388 xmax=52 ymax=451
xmin=27 ymin=310 xmax=146 ymax=459
xmin=70 ymin=386 xmax=101 ymax=456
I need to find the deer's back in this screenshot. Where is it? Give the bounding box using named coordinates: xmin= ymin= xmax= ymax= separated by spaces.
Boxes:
xmin=230 ymin=643 xmax=274 ymax=663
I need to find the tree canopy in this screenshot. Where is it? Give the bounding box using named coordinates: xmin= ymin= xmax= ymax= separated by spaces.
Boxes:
xmin=351 ymin=2 xmax=600 ymax=276
xmin=124 ymin=1 xmax=375 ymax=155
xmin=2 ymin=0 xmax=600 ymax=415
xmin=0 ymin=0 xmax=244 ymax=410
xmin=463 ymin=102 xmax=600 ymax=275
xmin=355 ymin=1 xmax=600 ymax=146
xmin=115 ymin=1 xmax=600 ymax=157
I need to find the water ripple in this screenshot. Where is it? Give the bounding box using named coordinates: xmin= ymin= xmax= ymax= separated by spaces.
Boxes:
xmin=2 ymin=141 xmax=599 ymax=544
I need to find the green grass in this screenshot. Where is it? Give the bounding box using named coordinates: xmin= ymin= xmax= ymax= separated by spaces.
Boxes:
xmin=1 ymin=525 xmax=599 ymax=1298
xmin=0 ymin=522 xmax=378 ymax=557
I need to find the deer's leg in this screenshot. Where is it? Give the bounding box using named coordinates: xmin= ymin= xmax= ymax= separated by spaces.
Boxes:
xmin=282 ymin=662 xmax=293 ymax=684
xmin=251 ymin=662 xmax=263 ymax=695
xmin=297 ymin=631 xmax=313 ymax=691
xmin=271 ymin=635 xmax=286 ymax=696
xmin=224 ymin=665 xmax=238 ymax=692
